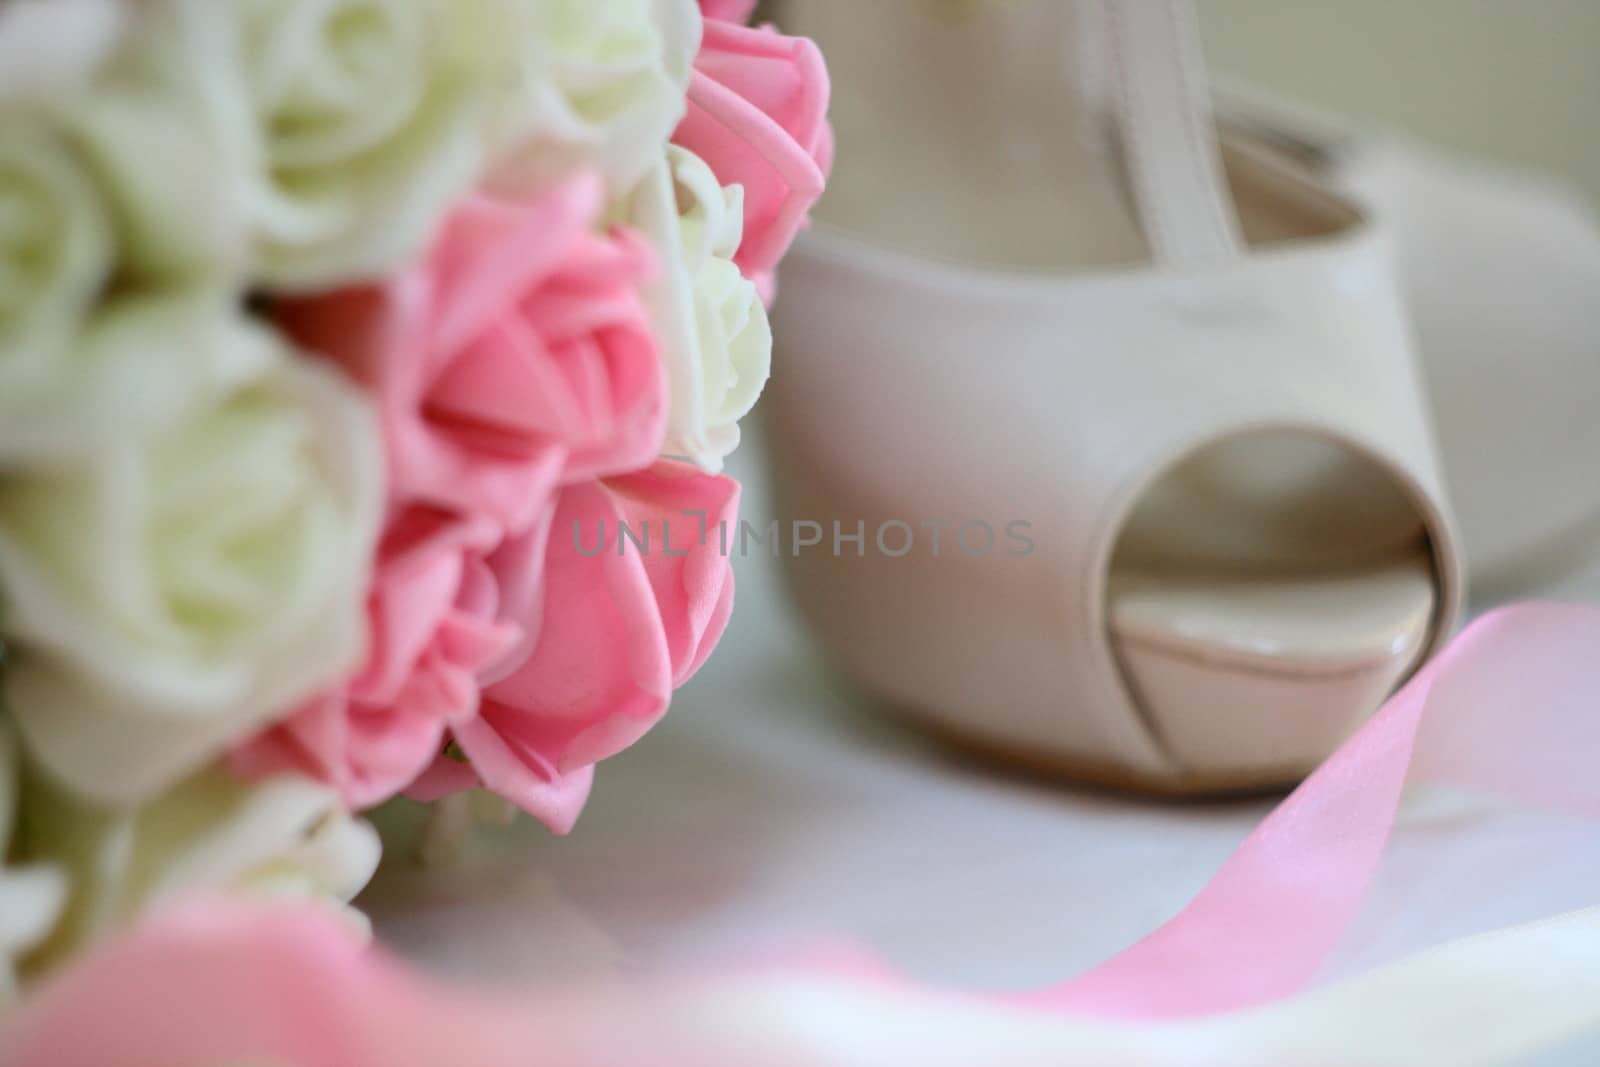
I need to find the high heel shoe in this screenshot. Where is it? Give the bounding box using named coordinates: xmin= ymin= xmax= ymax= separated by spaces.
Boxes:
xmin=763 ymin=0 xmax=1464 ymax=792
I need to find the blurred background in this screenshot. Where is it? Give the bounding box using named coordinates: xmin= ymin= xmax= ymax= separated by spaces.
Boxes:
xmin=1202 ymin=0 xmax=1600 ymax=208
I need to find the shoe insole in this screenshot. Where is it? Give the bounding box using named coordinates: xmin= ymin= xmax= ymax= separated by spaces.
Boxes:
xmin=1109 ymin=558 xmax=1435 ymax=677
xmin=1107 ymin=553 xmax=1434 ymax=779
xmin=1110 ymin=430 xmax=1437 ymax=674
xmin=1106 ymin=433 xmax=1437 ymax=773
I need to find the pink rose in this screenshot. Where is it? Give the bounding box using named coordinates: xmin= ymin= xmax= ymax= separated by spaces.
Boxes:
xmin=231 ymin=509 xmax=539 ymax=810
xmin=410 ymin=462 xmax=739 ymax=834
xmin=283 ymin=171 xmax=667 ymax=535
xmin=699 ymin=0 xmax=757 ymax=22
xmin=676 ymin=20 xmax=832 ymax=301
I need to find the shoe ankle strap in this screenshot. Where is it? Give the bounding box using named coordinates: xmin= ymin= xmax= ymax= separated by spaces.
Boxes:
xmin=1082 ymin=0 xmax=1244 ymax=269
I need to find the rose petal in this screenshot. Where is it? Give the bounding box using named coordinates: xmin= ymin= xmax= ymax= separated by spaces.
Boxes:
xmin=675 ymin=21 xmax=831 ymax=298
xmin=416 ymin=463 xmax=740 ymax=832
xmin=231 ymin=511 xmax=516 ymax=811
xmin=282 ymin=172 xmax=666 ymax=534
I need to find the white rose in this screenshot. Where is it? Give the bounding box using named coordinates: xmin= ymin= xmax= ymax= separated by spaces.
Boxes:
xmin=16 ymin=761 xmax=379 ymax=970
xmin=0 ymin=324 xmax=383 ymax=807
xmin=146 ymin=0 xmax=527 ymax=290
xmin=630 ymin=145 xmax=771 ymax=470
xmin=0 ymin=722 xmax=66 ymax=1001
xmin=487 ymin=0 xmax=702 ymax=194
xmin=0 ymin=1 xmax=251 ymax=460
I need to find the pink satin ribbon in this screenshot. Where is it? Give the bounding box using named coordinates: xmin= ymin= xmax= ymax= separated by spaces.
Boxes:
xmin=1027 ymin=601 xmax=1600 ymax=1017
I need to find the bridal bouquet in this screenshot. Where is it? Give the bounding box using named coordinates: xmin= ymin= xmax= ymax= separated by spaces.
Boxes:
xmin=0 ymin=0 xmax=828 ymax=992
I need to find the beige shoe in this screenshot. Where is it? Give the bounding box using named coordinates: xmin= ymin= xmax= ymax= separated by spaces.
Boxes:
xmin=763 ymin=0 xmax=1464 ymax=792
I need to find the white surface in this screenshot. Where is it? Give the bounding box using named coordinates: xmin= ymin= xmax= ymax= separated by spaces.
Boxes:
xmin=363 ymin=427 xmax=1600 ymax=1061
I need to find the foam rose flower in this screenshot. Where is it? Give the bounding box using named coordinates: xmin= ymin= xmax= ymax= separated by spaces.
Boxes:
xmin=0 ymin=325 xmax=382 ymax=807
xmin=410 ymin=461 xmax=739 ymax=834
xmin=283 ymin=171 xmax=667 ymax=535
xmin=231 ymin=509 xmax=537 ymax=811
xmin=151 ymin=0 xmax=536 ymax=290
xmin=631 ymin=146 xmax=771 ymax=470
xmin=16 ymin=762 xmax=379 ymax=974
xmin=676 ymin=17 xmax=832 ymax=299
xmin=0 ymin=724 xmax=67 ymax=1001
xmin=0 ymin=0 xmax=249 ymax=460
xmin=488 ymin=0 xmax=702 ymax=194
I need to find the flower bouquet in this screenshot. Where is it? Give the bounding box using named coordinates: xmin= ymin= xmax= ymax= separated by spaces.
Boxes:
xmin=0 ymin=0 xmax=827 ymax=999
